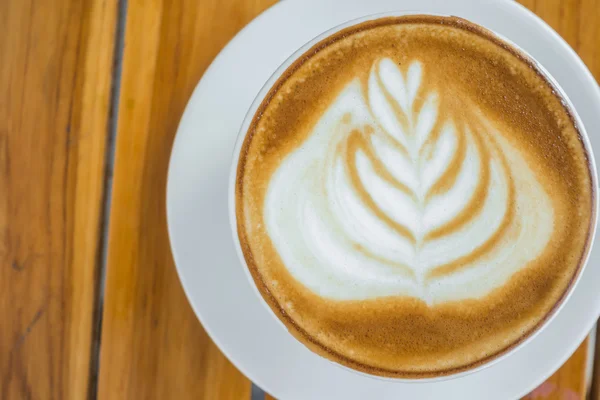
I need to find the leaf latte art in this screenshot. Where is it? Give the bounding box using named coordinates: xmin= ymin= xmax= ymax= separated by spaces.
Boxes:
xmin=264 ymin=58 xmax=554 ymax=304
xmin=236 ymin=16 xmax=594 ymax=377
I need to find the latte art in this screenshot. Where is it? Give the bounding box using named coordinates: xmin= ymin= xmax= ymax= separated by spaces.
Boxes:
xmin=235 ymin=16 xmax=594 ymax=378
xmin=265 ymin=59 xmax=554 ymax=304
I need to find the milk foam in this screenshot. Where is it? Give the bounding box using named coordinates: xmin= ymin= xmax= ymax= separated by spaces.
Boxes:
xmin=264 ymin=59 xmax=554 ymax=304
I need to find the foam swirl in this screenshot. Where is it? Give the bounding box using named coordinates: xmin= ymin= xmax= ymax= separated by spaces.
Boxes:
xmin=264 ymin=59 xmax=554 ymax=304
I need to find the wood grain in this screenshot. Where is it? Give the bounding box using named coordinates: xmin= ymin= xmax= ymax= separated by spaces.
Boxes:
xmin=0 ymin=0 xmax=597 ymax=399
xmin=0 ymin=0 xmax=117 ymax=399
xmin=96 ymin=0 xmax=277 ymax=399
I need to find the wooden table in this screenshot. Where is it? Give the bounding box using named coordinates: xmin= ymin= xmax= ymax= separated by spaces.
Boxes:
xmin=1 ymin=0 xmax=599 ymax=399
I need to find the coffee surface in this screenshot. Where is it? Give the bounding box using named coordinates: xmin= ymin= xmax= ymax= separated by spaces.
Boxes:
xmin=235 ymin=15 xmax=594 ymax=377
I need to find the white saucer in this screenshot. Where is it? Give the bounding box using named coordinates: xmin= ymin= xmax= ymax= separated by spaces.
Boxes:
xmin=166 ymin=0 xmax=600 ymax=398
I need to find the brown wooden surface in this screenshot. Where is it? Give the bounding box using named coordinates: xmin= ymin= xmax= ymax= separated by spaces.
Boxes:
xmin=0 ymin=0 xmax=117 ymax=399
xmin=1 ymin=0 xmax=599 ymax=399
xmin=96 ymin=0 xmax=277 ymax=399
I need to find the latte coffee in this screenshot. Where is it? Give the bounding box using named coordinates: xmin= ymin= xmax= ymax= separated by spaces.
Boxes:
xmin=234 ymin=15 xmax=596 ymax=378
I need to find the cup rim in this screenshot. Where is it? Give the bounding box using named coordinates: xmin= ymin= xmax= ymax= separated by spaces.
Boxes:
xmin=227 ymin=10 xmax=599 ymax=383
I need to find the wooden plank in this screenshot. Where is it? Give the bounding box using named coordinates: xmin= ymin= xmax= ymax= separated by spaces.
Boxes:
xmin=96 ymin=0 xmax=277 ymax=399
xmin=0 ymin=0 xmax=117 ymax=399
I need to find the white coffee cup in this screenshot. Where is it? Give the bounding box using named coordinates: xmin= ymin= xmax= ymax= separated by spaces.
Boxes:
xmin=227 ymin=11 xmax=599 ymax=381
